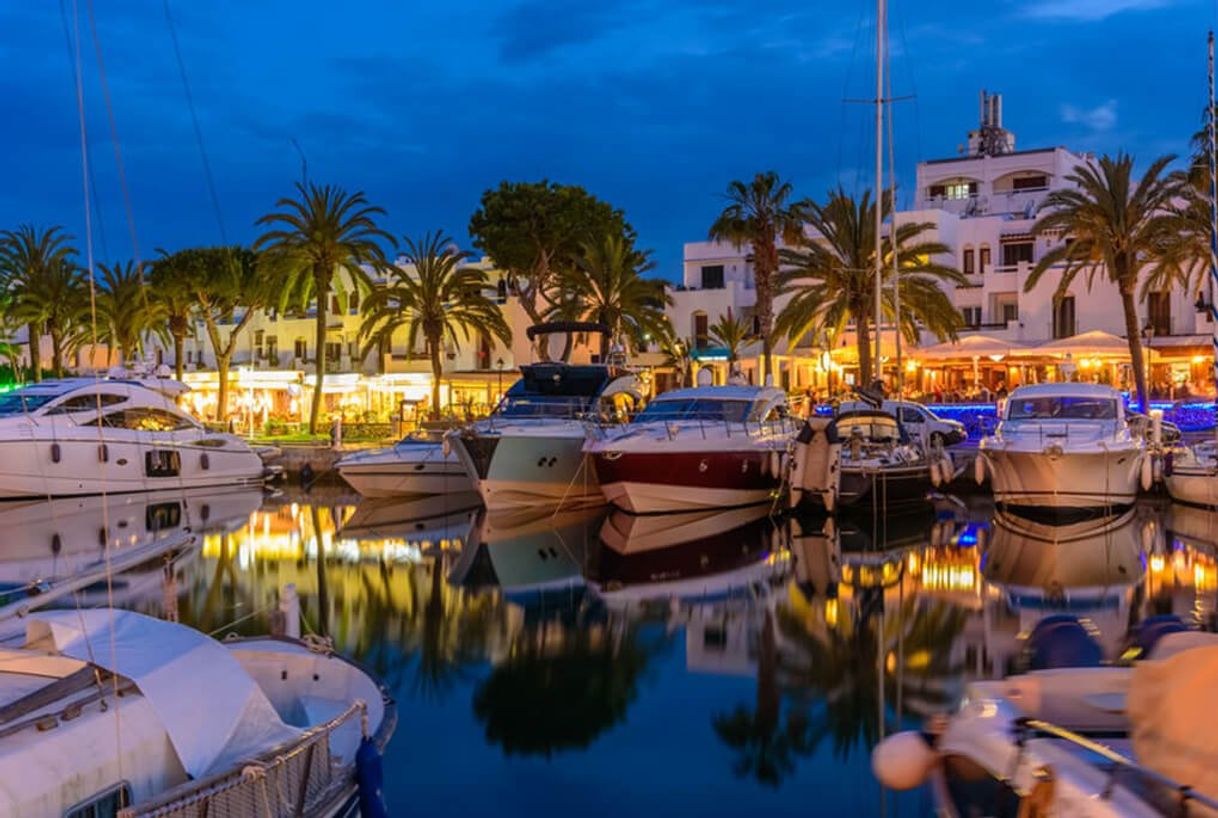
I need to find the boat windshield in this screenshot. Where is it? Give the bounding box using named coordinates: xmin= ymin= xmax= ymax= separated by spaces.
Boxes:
xmin=0 ymin=387 xmax=64 ymax=418
xmin=635 ymin=398 xmax=754 ymax=423
xmin=1007 ymin=396 xmax=1117 ymax=421
xmin=496 ymin=395 xmax=592 ymax=419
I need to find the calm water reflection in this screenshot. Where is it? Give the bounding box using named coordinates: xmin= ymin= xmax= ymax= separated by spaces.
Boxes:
xmin=12 ymin=487 xmax=1218 ymax=816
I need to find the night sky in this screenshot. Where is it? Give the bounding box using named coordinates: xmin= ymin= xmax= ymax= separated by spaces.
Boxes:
xmin=0 ymin=0 xmax=1207 ymax=278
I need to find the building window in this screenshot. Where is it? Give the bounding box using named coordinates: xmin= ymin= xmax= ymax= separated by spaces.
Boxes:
xmin=693 ymin=312 xmax=709 ymax=350
xmin=349 ymin=290 xmax=360 ymax=313
xmin=979 ymin=244 xmax=991 ymax=274
xmin=1012 ymin=174 xmax=1048 ymax=191
xmin=254 ymin=329 xmax=264 ymax=359
xmin=963 ymin=248 xmax=975 ymax=276
xmin=1053 ymin=297 xmax=1076 ymax=339
xmin=325 ymin=341 xmax=342 ymax=363
xmin=294 ymin=339 xmax=307 ymax=360
xmin=1001 ymin=303 xmax=1019 ymax=324
xmin=961 ymin=307 xmax=981 ymax=328
xmin=329 ymin=295 xmax=341 ymax=314
xmin=701 ymin=265 xmax=725 ymax=290
xmin=496 ymin=279 xmax=508 ymax=303
xmin=930 ymin=181 xmax=977 ymax=200
xmin=265 ymin=335 xmax=278 ymax=364
xmin=1147 ymin=291 xmax=1172 ymax=336
xmin=1001 ymin=241 xmax=1033 ymax=266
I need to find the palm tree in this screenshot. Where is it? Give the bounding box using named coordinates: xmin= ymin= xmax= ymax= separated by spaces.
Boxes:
xmin=255 ymin=183 xmax=392 ymax=433
xmin=550 ymin=233 xmax=672 ymax=357
xmin=709 ymin=171 xmax=804 ymax=383
xmin=776 ymin=188 xmax=965 ymax=386
xmin=96 ymin=261 xmax=168 ymax=365
xmin=659 ymin=335 xmax=694 ymax=389
xmin=1026 ymin=153 xmax=1182 ymax=412
xmin=708 ymin=309 xmax=754 ymax=369
xmin=149 ymin=251 xmax=198 ymax=381
xmin=359 ymin=232 xmax=510 ymax=416
xmin=0 ymin=225 xmax=81 ymax=380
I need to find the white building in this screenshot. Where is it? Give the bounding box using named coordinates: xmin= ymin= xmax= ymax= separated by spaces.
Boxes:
xmin=671 ymin=91 xmax=1211 ymax=395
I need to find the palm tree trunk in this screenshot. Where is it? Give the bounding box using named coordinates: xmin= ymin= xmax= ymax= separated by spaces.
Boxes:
xmin=216 ymin=352 xmax=231 ymax=424
xmin=50 ymin=331 xmax=63 ymax=379
xmin=754 ymin=251 xmax=775 ymax=385
xmin=855 ymin=307 xmax=873 ymax=387
xmin=1120 ymin=285 xmax=1149 ymax=413
xmin=310 ymin=277 xmax=328 ymax=435
xmin=429 ymin=337 xmax=443 ymax=418
xmin=27 ymin=322 xmax=41 ymax=382
xmin=173 ymin=332 xmax=185 ymax=382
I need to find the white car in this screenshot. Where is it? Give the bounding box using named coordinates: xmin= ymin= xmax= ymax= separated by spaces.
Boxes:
xmin=837 ymin=400 xmax=967 ymax=446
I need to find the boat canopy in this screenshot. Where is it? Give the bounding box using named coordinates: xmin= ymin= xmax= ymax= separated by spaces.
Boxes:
xmin=26 ymin=610 xmax=300 ymax=778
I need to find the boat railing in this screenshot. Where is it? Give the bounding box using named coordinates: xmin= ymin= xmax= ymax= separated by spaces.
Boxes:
xmin=587 ymin=414 xmax=799 ymax=443
xmin=1014 ymin=717 xmax=1218 ymax=814
xmin=119 ymin=700 xmax=369 ymax=818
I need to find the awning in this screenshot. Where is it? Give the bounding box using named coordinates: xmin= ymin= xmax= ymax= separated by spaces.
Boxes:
xmin=1035 ymin=330 xmax=1133 ymax=357
xmin=915 ymin=333 xmax=1029 ymax=361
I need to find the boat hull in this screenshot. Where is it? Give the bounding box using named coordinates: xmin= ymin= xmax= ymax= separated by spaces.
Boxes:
xmin=1165 ymin=448 xmax=1218 ymax=508
xmin=453 ymin=430 xmax=602 ymax=510
xmin=0 ymin=436 xmax=265 ymax=499
xmin=982 ymin=444 xmax=1142 ymax=510
xmin=336 ymin=445 xmax=473 ymax=497
xmin=592 ymin=450 xmax=781 ymax=513
xmin=835 ymin=463 xmax=931 ymax=507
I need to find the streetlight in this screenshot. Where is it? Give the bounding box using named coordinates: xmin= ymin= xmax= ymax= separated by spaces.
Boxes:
xmin=496 ymin=357 xmax=505 ymax=401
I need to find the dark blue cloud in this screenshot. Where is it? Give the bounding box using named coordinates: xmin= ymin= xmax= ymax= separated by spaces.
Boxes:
xmin=0 ymin=0 xmax=1208 ymax=278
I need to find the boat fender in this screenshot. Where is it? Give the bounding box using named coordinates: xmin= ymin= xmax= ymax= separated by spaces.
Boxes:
xmin=769 ymin=450 xmax=780 ymax=478
xmin=1127 ymin=614 xmax=1189 ymax=660
xmin=356 ymin=736 xmax=389 ymax=818
xmin=1140 ymin=456 xmax=1154 ymax=492
xmin=822 ymin=488 xmax=835 ymax=512
xmin=871 ymin=731 xmax=937 ymax=790
xmin=941 ymin=455 xmax=955 ymax=483
xmin=1025 ymin=615 xmax=1102 ymax=670
xmin=973 ymin=454 xmax=985 ymax=486
xmin=929 ymin=458 xmax=942 ymax=488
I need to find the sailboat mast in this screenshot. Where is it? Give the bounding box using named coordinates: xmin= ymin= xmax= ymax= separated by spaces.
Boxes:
xmin=888 ymin=65 xmax=902 ymax=397
xmin=873 ymin=0 xmax=886 ymax=389
xmin=1208 ymin=31 xmax=1217 ymax=441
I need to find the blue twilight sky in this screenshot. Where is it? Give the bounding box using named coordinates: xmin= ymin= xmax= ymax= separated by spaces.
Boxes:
xmin=0 ymin=0 xmax=1208 ymax=279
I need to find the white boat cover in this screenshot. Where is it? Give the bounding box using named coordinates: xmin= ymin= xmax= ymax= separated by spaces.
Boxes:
xmin=26 ymin=610 xmax=300 ymax=778
xmin=1128 ymin=637 xmax=1218 ymax=816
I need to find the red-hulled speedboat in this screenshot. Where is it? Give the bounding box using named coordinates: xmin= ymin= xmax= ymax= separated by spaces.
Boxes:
xmin=585 ymin=384 xmax=795 ymax=513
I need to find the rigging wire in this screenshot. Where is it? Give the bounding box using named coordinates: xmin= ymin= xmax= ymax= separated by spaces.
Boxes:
xmin=68 ymin=0 xmax=124 ymax=789
xmin=162 ymin=0 xmax=227 ymax=243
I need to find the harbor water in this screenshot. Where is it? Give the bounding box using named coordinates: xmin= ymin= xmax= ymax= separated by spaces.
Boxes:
xmin=19 ymin=485 xmax=1218 ymax=816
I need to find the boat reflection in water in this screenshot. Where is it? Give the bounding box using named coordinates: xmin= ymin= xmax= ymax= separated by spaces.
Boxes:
xmin=27 ymin=480 xmax=1216 ymax=815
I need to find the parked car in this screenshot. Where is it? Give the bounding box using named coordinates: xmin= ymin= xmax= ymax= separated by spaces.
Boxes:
xmin=838 ymin=399 xmax=967 ymax=446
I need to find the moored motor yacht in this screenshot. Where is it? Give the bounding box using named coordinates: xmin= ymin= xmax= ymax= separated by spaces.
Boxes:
xmin=0 ymin=608 xmax=395 ymax=817
xmin=0 ymin=378 xmax=267 ymax=498
xmin=586 ymin=384 xmax=795 ymax=513
xmin=1162 ymin=439 xmax=1218 ymax=508
xmin=335 ymin=430 xmax=473 ymax=497
xmin=449 ymin=323 xmax=643 ymax=511
xmin=814 ymin=408 xmax=932 ymax=508
xmin=977 ymin=383 xmax=1144 ymax=513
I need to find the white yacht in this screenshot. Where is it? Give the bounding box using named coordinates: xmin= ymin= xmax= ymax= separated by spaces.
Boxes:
xmin=335 ymin=431 xmax=473 ymax=497
xmin=0 ymin=378 xmax=267 ymax=498
xmin=0 ymin=608 xmax=395 ymax=817
xmin=586 ymin=384 xmax=794 ymax=513
xmin=1163 ymin=439 xmax=1218 ymax=508
xmin=450 ymin=340 xmax=642 ymax=511
xmin=977 ymin=383 xmax=1144 ymax=512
